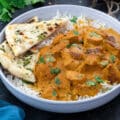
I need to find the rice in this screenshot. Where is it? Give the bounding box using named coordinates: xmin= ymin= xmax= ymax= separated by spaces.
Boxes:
xmin=5 ymin=13 xmax=120 ymax=101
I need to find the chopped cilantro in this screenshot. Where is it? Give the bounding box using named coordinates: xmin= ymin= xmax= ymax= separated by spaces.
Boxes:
xmin=71 ymin=43 xmax=79 ymax=47
xmin=23 ymin=59 xmax=30 ymax=66
xmin=95 ymin=76 xmax=104 ymax=83
xmin=26 ymin=68 xmax=33 ymax=72
xmin=50 ymin=68 xmax=61 ymax=75
xmin=37 ymin=56 xmax=45 ymax=64
xmin=89 ymin=32 xmax=101 ymax=38
xmin=46 ymin=55 xmax=55 ymax=62
xmin=52 ymin=90 xmax=57 ymax=96
xmin=110 ymin=55 xmax=116 ymax=63
xmin=54 ymin=77 xmax=61 ymax=85
xmin=66 ymin=43 xmax=72 ymax=48
xmin=38 ymin=34 xmax=46 ymax=41
xmin=66 ymin=43 xmax=78 ymax=48
xmin=73 ymin=30 xmax=79 ymax=36
xmin=70 ymin=16 xmax=77 ymax=23
xmin=86 ymin=80 xmax=96 ymax=86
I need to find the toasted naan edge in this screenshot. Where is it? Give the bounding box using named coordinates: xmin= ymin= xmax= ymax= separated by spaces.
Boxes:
xmin=0 ymin=41 xmax=38 ymax=83
xmin=5 ymin=18 xmax=67 ymax=56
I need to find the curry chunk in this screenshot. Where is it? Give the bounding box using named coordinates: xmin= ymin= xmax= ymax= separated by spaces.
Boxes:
xmin=103 ymin=64 xmax=120 ymax=84
xmin=69 ymin=46 xmax=84 ymax=60
xmin=50 ymin=40 xmax=69 ymax=54
xmin=66 ymin=70 xmax=85 ymax=81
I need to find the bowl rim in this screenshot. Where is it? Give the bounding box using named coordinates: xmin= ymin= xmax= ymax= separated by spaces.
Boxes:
xmin=0 ymin=4 xmax=120 ymax=104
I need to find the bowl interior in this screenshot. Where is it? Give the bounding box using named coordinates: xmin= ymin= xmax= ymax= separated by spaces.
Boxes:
xmin=0 ymin=5 xmax=120 ymax=104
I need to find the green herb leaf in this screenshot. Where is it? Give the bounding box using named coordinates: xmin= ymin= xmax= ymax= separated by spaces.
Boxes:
xmin=23 ymin=59 xmax=30 ymax=66
xmin=95 ymin=76 xmax=104 ymax=83
xmin=110 ymin=55 xmax=116 ymax=63
xmin=86 ymin=80 xmax=96 ymax=86
xmin=10 ymin=0 xmax=25 ymax=8
xmin=89 ymin=32 xmax=101 ymax=38
xmin=52 ymin=90 xmax=57 ymax=96
xmin=38 ymin=34 xmax=46 ymax=41
xmin=66 ymin=43 xmax=78 ymax=48
xmin=73 ymin=30 xmax=79 ymax=36
xmin=0 ymin=8 xmax=12 ymax=22
xmin=66 ymin=43 xmax=72 ymax=48
xmin=70 ymin=16 xmax=77 ymax=23
xmin=25 ymin=0 xmax=45 ymax=5
xmin=54 ymin=77 xmax=61 ymax=85
xmin=37 ymin=56 xmax=45 ymax=64
xmin=50 ymin=68 xmax=61 ymax=75
xmin=0 ymin=0 xmax=45 ymax=23
xmin=26 ymin=68 xmax=33 ymax=72
xmin=46 ymin=55 xmax=55 ymax=62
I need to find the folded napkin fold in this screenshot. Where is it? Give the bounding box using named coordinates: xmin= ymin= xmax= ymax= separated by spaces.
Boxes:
xmin=0 ymin=100 xmax=25 ymax=120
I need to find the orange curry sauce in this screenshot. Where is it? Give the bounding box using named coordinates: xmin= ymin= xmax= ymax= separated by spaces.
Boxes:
xmin=34 ymin=26 xmax=120 ymax=101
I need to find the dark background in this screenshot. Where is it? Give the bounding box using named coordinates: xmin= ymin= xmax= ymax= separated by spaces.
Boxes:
xmin=0 ymin=0 xmax=120 ymax=120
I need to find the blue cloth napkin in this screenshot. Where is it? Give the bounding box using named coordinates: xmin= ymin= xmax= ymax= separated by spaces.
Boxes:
xmin=0 ymin=100 xmax=25 ymax=120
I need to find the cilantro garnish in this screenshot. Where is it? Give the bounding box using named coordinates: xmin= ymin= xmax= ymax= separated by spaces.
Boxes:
xmin=52 ymin=90 xmax=57 ymax=96
xmin=95 ymin=76 xmax=104 ymax=83
xmin=66 ymin=43 xmax=78 ymax=48
xmin=86 ymin=80 xmax=96 ymax=86
xmin=46 ymin=55 xmax=55 ymax=62
xmin=50 ymin=68 xmax=61 ymax=75
xmin=73 ymin=30 xmax=79 ymax=36
xmin=70 ymin=16 xmax=77 ymax=23
xmin=110 ymin=54 xmax=116 ymax=63
xmin=89 ymin=32 xmax=101 ymax=38
xmin=54 ymin=77 xmax=61 ymax=85
xmin=37 ymin=56 xmax=45 ymax=64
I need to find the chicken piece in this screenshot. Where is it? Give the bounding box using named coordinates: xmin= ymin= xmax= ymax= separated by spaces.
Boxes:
xmin=52 ymin=34 xmax=64 ymax=45
xmin=34 ymin=63 xmax=54 ymax=81
xmin=51 ymin=73 xmax=71 ymax=100
xmin=72 ymin=83 xmax=101 ymax=97
xmin=61 ymin=48 xmax=80 ymax=70
xmin=106 ymin=29 xmax=120 ymax=49
xmin=66 ymin=70 xmax=85 ymax=81
xmin=50 ymin=40 xmax=69 ymax=54
xmin=103 ymin=29 xmax=120 ymax=56
xmin=69 ymin=46 xmax=84 ymax=60
xmin=103 ymin=64 xmax=120 ymax=84
xmin=63 ymin=30 xmax=82 ymax=43
xmin=85 ymin=54 xmax=100 ymax=65
xmin=39 ymin=46 xmax=51 ymax=56
xmin=85 ymin=47 xmax=103 ymax=56
xmin=83 ymin=27 xmax=107 ymax=47
xmin=61 ymin=48 xmax=73 ymax=66
xmin=77 ymin=62 xmax=102 ymax=76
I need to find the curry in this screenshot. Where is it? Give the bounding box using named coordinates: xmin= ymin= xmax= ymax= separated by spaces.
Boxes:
xmin=34 ymin=26 xmax=120 ymax=101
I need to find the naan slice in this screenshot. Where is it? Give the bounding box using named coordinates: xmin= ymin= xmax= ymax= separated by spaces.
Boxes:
xmin=0 ymin=41 xmax=38 ymax=83
xmin=5 ymin=18 xmax=67 ymax=56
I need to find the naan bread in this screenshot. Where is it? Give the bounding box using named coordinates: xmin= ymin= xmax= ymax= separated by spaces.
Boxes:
xmin=5 ymin=18 xmax=67 ymax=56
xmin=0 ymin=41 xmax=38 ymax=82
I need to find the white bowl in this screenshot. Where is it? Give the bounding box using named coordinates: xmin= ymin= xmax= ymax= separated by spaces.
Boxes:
xmin=0 ymin=5 xmax=120 ymax=113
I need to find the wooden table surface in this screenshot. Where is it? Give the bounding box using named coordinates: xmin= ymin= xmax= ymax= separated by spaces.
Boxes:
xmin=0 ymin=0 xmax=120 ymax=120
